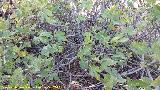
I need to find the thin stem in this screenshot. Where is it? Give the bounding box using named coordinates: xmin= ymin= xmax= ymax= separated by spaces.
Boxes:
xmin=71 ymin=74 xmax=89 ymax=77
xmin=121 ymin=67 xmax=143 ymax=76
xmin=146 ymin=68 xmax=153 ymax=80
xmin=147 ymin=60 xmax=157 ymax=66
xmin=2 ymin=39 xmax=6 ymax=64
xmin=141 ymin=68 xmax=145 ymax=78
xmin=58 ymin=57 xmax=77 ymax=67
xmin=142 ymin=54 xmax=144 ymax=61
xmin=82 ymin=82 xmax=103 ymax=90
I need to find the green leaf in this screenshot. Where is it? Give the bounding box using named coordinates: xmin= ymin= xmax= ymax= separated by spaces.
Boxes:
xmin=43 ymin=58 xmax=52 ymax=68
xmin=40 ymin=43 xmax=63 ymax=56
xmin=118 ymin=37 xmax=129 ymax=43
xmin=111 ymin=34 xmax=124 ymax=43
xmin=83 ymin=32 xmax=93 ymax=45
xmin=79 ymin=58 xmax=88 ymax=69
xmin=81 ymin=0 xmax=93 ymax=10
xmin=146 ymin=0 xmax=156 ymax=4
xmin=18 ymin=50 xmax=28 ymax=57
xmin=109 ymin=68 xmax=126 ymax=83
xmin=151 ymin=76 xmax=160 ymax=86
xmin=49 ymin=73 xmax=60 ymax=81
xmin=127 ymin=77 xmax=151 ymax=89
xmin=96 ymin=31 xmax=110 ymax=44
xmin=121 ymin=27 xmax=136 ymax=36
xmin=40 ymin=68 xmax=51 ymax=77
xmin=39 ymin=31 xmax=53 ymax=38
xmin=54 ymin=31 xmax=66 ymax=42
xmin=22 ymin=41 xmax=31 ymax=48
xmin=89 ymin=65 xmax=101 ymax=80
xmin=151 ymin=40 xmax=160 ymax=61
xmin=102 ymin=74 xmax=115 ymax=90
xmin=10 ymin=68 xmax=27 ymax=86
xmin=15 ymin=27 xmax=29 ymax=33
xmin=0 ymin=20 xmax=6 ymax=31
xmin=12 ymin=46 xmax=21 ymax=53
xmin=78 ymin=45 xmax=92 ymax=59
xmin=3 ymin=60 xmax=15 ymax=74
xmin=43 ymin=8 xmax=53 ymax=16
xmin=45 ymin=16 xmax=57 ymax=24
xmin=111 ymin=52 xmax=127 ymax=61
xmin=100 ymin=57 xmax=117 ymax=70
xmin=39 ymin=11 xmax=46 ymax=21
xmin=130 ymin=41 xmax=149 ymax=55
xmin=76 ymin=15 xmax=86 ymax=22
xmin=34 ymin=78 xmax=42 ymax=87
xmin=28 ymin=56 xmax=42 ymax=73
xmin=0 ymin=46 xmax=3 ymax=57
xmin=41 ymin=44 xmax=52 ymax=57
xmin=1 ymin=30 xmax=16 ymax=38
xmin=39 ymin=31 xmax=53 ymax=43
xmin=101 ymin=9 xmax=110 ymax=19
xmin=51 ymin=43 xmax=63 ymax=53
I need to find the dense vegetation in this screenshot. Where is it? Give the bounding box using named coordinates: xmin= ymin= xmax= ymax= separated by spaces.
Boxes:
xmin=0 ymin=0 xmax=160 ymax=90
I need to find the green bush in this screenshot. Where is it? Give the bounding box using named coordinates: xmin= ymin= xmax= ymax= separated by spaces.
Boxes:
xmin=0 ymin=0 xmax=160 ymax=90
